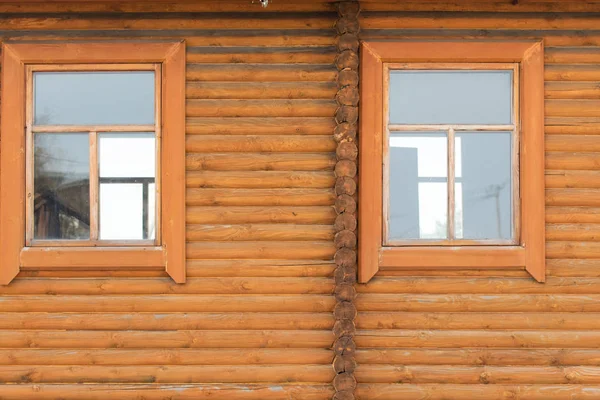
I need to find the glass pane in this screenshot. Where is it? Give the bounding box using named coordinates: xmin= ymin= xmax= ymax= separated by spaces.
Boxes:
xmin=99 ymin=133 xmax=156 ymax=240
xmin=34 ymin=71 xmax=155 ymax=125
xmin=99 ymin=133 xmax=156 ymax=178
xmin=34 ymin=133 xmax=90 ymax=240
xmin=455 ymin=132 xmax=513 ymax=240
xmin=388 ymin=133 xmax=448 ymax=240
xmin=100 ymin=183 xmax=146 ymax=240
xmin=389 ymin=70 xmax=513 ymax=125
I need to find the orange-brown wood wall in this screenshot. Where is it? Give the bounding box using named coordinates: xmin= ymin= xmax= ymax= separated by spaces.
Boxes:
xmin=356 ymin=2 xmax=600 ymax=399
xmin=0 ymin=2 xmax=339 ymax=399
xmin=1 ymin=1 xmax=600 ymax=399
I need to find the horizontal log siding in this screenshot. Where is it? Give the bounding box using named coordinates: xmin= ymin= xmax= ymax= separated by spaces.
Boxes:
xmin=356 ymin=9 xmax=600 ymax=400
xmin=0 ymin=8 xmax=337 ymax=400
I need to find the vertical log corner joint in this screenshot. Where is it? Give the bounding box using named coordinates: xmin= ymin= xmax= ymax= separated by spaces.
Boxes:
xmin=333 ymin=1 xmax=359 ymax=399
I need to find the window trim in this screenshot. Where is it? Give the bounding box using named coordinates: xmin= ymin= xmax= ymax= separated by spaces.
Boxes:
xmin=0 ymin=41 xmax=186 ymax=284
xmin=359 ymin=41 xmax=545 ymax=283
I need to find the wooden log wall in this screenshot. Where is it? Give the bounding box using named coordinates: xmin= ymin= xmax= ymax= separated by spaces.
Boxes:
xmin=355 ymin=2 xmax=600 ymax=400
xmin=1 ymin=1 xmax=600 ymax=399
xmin=0 ymin=3 xmax=339 ymax=399
xmin=332 ymin=2 xmax=360 ymax=400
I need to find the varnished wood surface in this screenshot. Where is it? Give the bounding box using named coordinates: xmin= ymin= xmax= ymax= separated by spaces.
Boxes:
xmin=356 ymin=8 xmax=600 ymax=400
xmin=0 ymin=2 xmax=600 ymax=399
xmin=0 ymin=5 xmax=338 ymax=399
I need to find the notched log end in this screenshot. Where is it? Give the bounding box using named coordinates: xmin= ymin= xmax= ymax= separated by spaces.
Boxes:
xmin=336 ymin=142 xmax=358 ymax=161
xmin=334 ymin=229 xmax=358 ymax=249
xmin=334 ymin=372 xmax=358 ymax=392
xmin=333 ymin=336 xmax=357 ymax=357
xmin=333 ymin=354 xmax=358 ymax=374
xmin=335 ymin=282 xmax=357 ymax=301
xmin=334 ymin=212 xmax=358 ymax=232
xmin=336 ymin=106 xmax=359 ymax=125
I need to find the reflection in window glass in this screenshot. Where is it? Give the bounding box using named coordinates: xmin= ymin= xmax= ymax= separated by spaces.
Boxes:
xmin=389 ymin=70 xmax=513 ymax=125
xmin=98 ymin=133 xmax=156 ymax=240
xmin=455 ymin=132 xmax=512 ymax=240
xmin=34 ymin=71 xmax=155 ymax=125
xmin=34 ymin=133 xmax=90 ymax=240
xmin=388 ymin=133 xmax=448 ymax=240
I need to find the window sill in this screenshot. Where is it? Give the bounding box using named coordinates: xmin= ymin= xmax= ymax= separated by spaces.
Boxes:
xmin=376 ymin=245 xmax=543 ymax=283
xmin=19 ymin=246 xmax=166 ymax=269
xmin=379 ymin=245 xmax=525 ymax=268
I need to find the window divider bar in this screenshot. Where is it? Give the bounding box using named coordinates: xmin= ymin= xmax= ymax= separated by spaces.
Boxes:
xmin=389 ymin=124 xmax=514 ymax=132
xmin=512 ymin=63 xmax=521 ymax=244
xmin=25 ymin=66 xmax=34 ymax=245
xmin=154 ymin=63 xmax=162 ymax=245
xmin=89 ymin=131 xmax=99 ymax=241
xmin=448 ymin=128 xmax=456 ymax=241
xmin=32 ymin=125 xmax=155 ymax=133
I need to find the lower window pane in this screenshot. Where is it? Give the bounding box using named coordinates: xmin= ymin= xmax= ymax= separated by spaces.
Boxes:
xmin=98 ymin=133 xmax=156 ymax=241
xmin=34 ymin=133 xmax=90 ymax=240
xmin=100 ymin=183 xmax=146 ymax=240
xmin=455 ymin=132 xmax=513 ymax=240
xmin=388 ymin=133 xmax=448 ymax=241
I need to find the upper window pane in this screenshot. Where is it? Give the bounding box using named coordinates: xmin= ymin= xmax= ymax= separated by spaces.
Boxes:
xmin=389 ymin=70 xmax=513 ymax=125
xmin=34 ymin=71 xmax=155 ymax=125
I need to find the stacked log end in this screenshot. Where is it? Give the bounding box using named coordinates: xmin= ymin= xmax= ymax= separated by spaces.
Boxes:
xmin=332 ymin=1 xmax=359 ymax=399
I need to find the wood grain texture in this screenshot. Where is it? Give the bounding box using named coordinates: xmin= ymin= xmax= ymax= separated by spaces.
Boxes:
xmin=0 ymin=384 xmax=334 ymax=400
xmin=357 ymin=7 xmax=600 ymax=397
xmin=1 ymin=3 xmax=600 ymax=399
xmin=0 ymin=348 xmax=333 ymax=365
xmin=0 ymin=365 xmax=336 ymax=384
xmin=356 ymin=384 xmax=600 ymax=400
xmin=0 ymin=7 xmax=338 ymax=398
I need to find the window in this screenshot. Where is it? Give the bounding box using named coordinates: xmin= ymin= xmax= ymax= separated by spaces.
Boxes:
xmin=386 ymin=67 xmax=517 ymax=244
xmin=31 ymin=68 xmax=158 ymax=244
xmin=359 ymin=41 xmax=545 ymax=283
xmin=0 ymin=42 xmax=186 ymax=284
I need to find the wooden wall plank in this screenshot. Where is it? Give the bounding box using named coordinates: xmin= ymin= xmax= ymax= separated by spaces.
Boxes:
xmin=0 ymin=295 xmax=336 ymax=313
xmin=186 ymin=171 xmax=335 ymax=188
xmin=187 ymin=81 xmax=337 ymax=99
xmin=356 ymin=383 xmax=600 ymax=400
xmin=186 ymin=117 xmax=335 ymax=135
xmin=186 ymin=135 xmax=337 ymax=152
xmin=0 ymin=348 xmax=333 ymax=365
xmin=0 ymin=277 xmax=335 ymax=295
xmin=0 ymin=330 xmax=334 ymax=348
xmin=186 ymin=206 xmax=336 ymax=224
xmin=0 ymin=365 xmax=336 ymax=384
xmin=355 ymin=365 xmax=600 ymax=384
xmin=186 ymin=188 xmax=335 ymax=206
xmin=355 ymin=330 xmax=600 ymax=348
xmin=0 ymin=384 xmax=334 ymax=400
xmin=0 ymin=312 xmax=334 ymax=330
xmin=356 ymin=293 xmax=600 ymax=312
xmin=356 ymin=312 xmax=600 ymax=329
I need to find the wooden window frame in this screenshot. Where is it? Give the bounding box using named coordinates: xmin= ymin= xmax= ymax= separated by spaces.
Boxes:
xmin=383 ymin=62 xmax=521 ymax=247
xmin=359 ymin=41 xmax=545 ymax=283
xmin=0 ymin=41 xmax=186 ymax=284
xmin=26 ymin=63 xmax=162 ymax=247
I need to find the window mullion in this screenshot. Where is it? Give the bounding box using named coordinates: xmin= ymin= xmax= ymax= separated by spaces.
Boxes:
xmin=447 ymin=128 xmax=456 ymax=241
xmin=89 ymin=131 xmax=99 ymax=241
xmin=25 ymin=66 xmax=34 ymax=245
